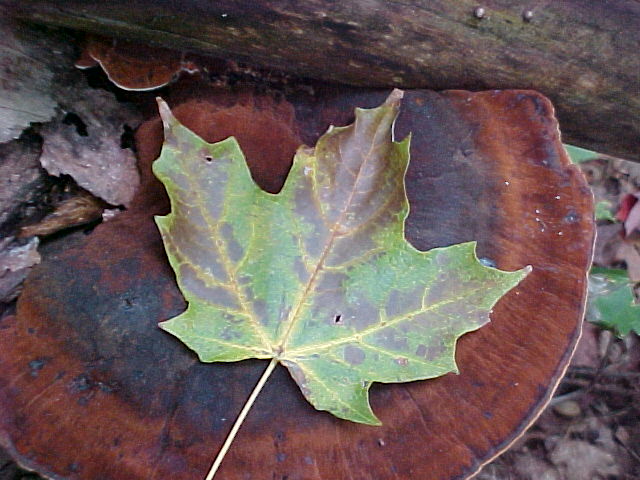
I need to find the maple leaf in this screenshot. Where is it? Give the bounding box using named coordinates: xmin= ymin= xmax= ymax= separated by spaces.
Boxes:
xmin=153 ymin=90 xmax=530 ymax=426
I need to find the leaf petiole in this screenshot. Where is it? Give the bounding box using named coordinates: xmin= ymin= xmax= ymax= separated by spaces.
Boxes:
xmin=204 ymin=358 xmax=279 ymax=480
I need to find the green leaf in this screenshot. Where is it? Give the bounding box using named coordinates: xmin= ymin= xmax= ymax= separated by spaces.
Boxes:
xmin=594 ymin=201 xmax=616 ymax=222
xmin=587 ymin=267 xmax=640 ymax=337
xmin=564 ymin=144 xmax=599 ymax=164
xmin=153 ymin=91 xmax=530 ymax=425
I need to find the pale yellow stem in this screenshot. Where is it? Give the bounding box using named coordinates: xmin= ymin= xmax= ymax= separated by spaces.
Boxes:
xmin=204 ymin=358 xmax=279 ymax=480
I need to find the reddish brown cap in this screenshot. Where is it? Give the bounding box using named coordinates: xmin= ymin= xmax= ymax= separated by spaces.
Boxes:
xmin=76 ymin=35 xmax=190 ymax=91
xmin=0 ymin=85 xmax=593 ymax=480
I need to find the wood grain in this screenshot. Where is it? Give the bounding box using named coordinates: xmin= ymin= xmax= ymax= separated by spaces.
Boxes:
xmin=3 ymin=0 xmax=639 ymax=160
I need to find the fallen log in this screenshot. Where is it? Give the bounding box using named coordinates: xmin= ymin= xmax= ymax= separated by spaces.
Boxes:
xmin=3 ymin=0 xmax=639 ymax=161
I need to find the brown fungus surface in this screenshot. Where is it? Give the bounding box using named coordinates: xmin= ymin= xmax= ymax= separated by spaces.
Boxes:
xmin=77 ymin=35 xmax=193 ymax=91
xmin=0 ymin=86 xmax=593 ymax=480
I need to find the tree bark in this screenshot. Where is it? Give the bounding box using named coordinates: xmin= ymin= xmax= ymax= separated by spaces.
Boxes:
xmin=4 ymin=0 xmax=639 ymax=160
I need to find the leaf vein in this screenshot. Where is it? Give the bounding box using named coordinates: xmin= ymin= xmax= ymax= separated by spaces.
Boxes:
xmin=182 ymin=166 xmax=271 ymax=350
xmin=278 ymin=110 xmax=393 ymax=351
xmin=286 ymin=285 xmax=489 ymax=356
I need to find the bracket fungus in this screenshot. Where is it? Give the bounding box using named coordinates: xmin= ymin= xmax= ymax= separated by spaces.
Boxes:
xmin=0 ymin=84 xmax=594 ymax=479
xmin=75 ymin=35 xmax=200 ymax=91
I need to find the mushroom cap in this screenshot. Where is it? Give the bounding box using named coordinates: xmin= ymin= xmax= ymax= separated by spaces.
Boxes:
xmin=77 ymin=35 xmax=188 ymax=91
xmin=0 ymin=85 xmax=594 ymax=480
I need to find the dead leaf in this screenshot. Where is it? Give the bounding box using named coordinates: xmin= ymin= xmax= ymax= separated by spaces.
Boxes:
xmin=617 ymin=193 xmax=640 ymax=237
xmin=615 ymin=241 xmax=640 ymax=282
xmin=39 ymin=78 xmax=141 ymax=206
xmin=513 ymin=454 xmax=559 ymax=480
xmin=0 ymin=236 xmax=40 ymax=303
xmin=611 ymin=158 xmax=640 ymax=187
xmin=19 ymin=191 xmax=105 ymax=238
xmin=0 ymin=134 xmax=46 ymax=231
xmin=570 ymin=322 xmax=601 ymax=368
xmin=549 ymin=440 xmax=620 ymax=480
xmin=593 ymin=223 xmax=625 ymax=267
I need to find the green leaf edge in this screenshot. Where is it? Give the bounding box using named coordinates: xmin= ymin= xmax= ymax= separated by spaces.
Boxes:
xmin=594 ymin=201 xmax=617 ymax=222
xmin=588 ymin=267 xmax=640 ymax=337
xmin=564 ymin=144 xmax=599 ymax=164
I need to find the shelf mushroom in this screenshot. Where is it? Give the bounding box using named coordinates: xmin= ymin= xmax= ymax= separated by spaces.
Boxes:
xmin=0 ymin=83 xmax=593 ymax=480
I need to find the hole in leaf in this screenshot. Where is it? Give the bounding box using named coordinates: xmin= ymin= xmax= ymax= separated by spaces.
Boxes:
xmin=120 ymin=124 xmax=135 ymax=149
xmin=334 ymin=314 xmax=342 ymax=324
xmin=479 ymin=257 xmax=497 ymax=268
xmin=62 ymin=112 xmax=88 ymax=137
xmin=205 ymin=156 xmax=213 ymax=163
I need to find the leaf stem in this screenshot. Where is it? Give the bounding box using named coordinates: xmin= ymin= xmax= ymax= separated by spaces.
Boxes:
xmin=204 ymin=358 xmax=279 ymax=480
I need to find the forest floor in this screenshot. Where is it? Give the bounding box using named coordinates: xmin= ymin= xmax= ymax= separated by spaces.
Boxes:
xmin=478 ymin=327 xmax=639 ymax=480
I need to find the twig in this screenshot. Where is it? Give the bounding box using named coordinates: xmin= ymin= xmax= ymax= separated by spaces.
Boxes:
xmin=561 ymin=378 xmax=638 ymax=396
xmin=568 ymin=366 xmax=640 ymax=379
xmin=616 ymin=433 xmax=640 ymax=464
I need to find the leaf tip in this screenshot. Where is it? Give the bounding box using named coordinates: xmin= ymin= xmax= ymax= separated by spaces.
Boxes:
xmin=355 ymin=410 xmax=383 ymax=426
xmin=156 ymin=96 xmax=176 ymax=129
xmin=386 ymin=88 xmax=404 ymax=106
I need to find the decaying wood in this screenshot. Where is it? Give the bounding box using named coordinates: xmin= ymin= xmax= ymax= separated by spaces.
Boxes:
xmin=2 ymin=0 xmax=639 ymax=160
xmin=0 ymin=135 xmax=46 ymax=234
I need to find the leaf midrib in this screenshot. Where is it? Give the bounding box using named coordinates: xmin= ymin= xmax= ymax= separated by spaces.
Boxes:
xmin=275 ymin=114 xmax=391 ymax=356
